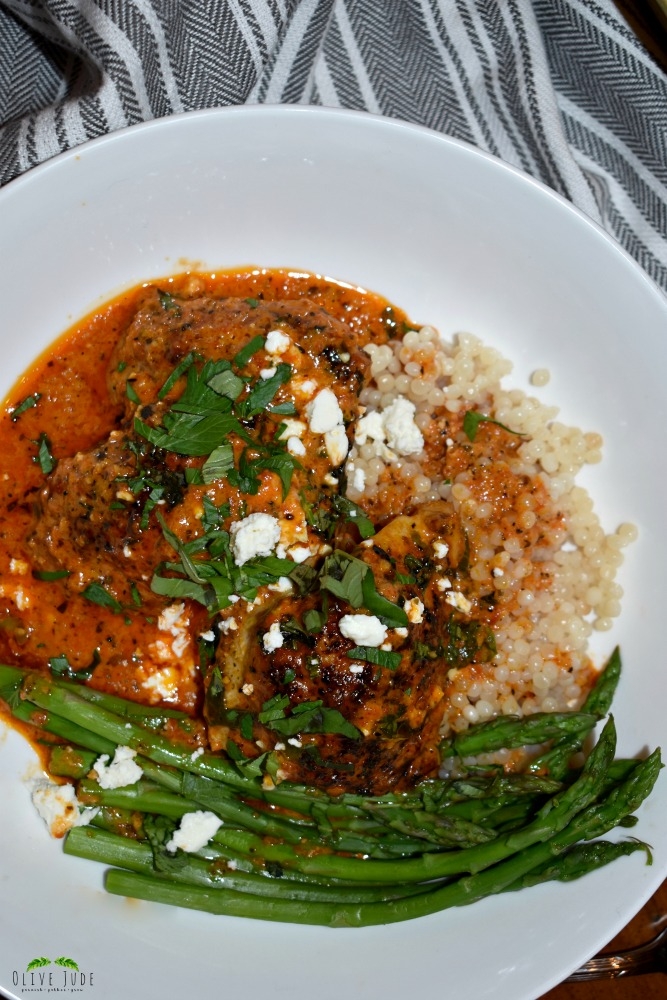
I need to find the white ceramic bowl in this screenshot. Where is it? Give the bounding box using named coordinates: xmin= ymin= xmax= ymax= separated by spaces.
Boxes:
xmin=1 ymin=106 xmax=666 ymax=1000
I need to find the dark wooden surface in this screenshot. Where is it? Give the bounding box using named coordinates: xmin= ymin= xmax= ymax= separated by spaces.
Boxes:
xmin=541 ymin=879 xmax=667 ymax=996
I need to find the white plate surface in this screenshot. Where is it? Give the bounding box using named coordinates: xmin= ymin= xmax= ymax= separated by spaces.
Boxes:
xmin=0 ymin=106 xmax=666 ymax=1000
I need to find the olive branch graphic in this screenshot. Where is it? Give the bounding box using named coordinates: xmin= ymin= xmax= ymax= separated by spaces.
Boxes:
xmin=25 ymin=956 xmax=79 ymax=971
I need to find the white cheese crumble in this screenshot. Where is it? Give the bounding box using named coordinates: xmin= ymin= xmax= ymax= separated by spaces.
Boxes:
xmin=263 ymin=621 xmax=284 ymax=653
xmin=324 ymin=424 xmax=349 ymax=465
xmin=349 ymin=663 xmax=364 ymax=674
xmin=265 ymin=329 xmax=291 ymax=355
xmin=260 ymin=366 xmax=277 ymax=379
xmin=268 ymin=576 xmax=293 ymax=594
xmin=199 ymin=629 xmax=216 ymax=642
xmin=433 ymin=541 xmax=449 ymax=560
xmin=287 ymin=436 xmax=306 ymax=456
xmin=339 ymin=614 xmax=388 ymax=647
xmin=166 ymin=810 xmax=223 ymax=853
xmin=436 ymin=577 xmax=452 ymax=592
xmin=404 ymin=597 xmax=425 ymax=624
xmin=306 ymin=388 xmax=344 ymax=434
xmin=190 ymin=747 xmax=205 ymax=761
xmin=230 ymin=513 xmax=281 ymax=565
xmin=445 ymin=590 xmax=473 ymax=614
xmin=354 ymin=395 xmax=424 ymax=460
xmin=394 ymin=626 xmax=409 ymax=638
xmin=31 ymin=779 xmax=98 ymax=838
xmin=352 ymin=466 xmax=366 ymax=492
xmin=287 ymin=545 xmax=313 ymax=563
xmin=219 ymin=616 xmax=238 ymax=634
xmin=93 ymin=746 xmax=143 ymax=789
xmin=242 ymin=682 xmax=255 ymax=695
xmin=277 ymin=418 xmax=307 ymax=440
xmin=157 ymin=602 xmax=190 ymax=657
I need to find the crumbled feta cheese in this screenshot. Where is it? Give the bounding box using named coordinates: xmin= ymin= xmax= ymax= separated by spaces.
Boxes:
xmin=433 ymin=541 xmax=449 ymax=560
xmin=349 ymin=663 xmax=364 ymax=674
xmin=262 ymin=621 xmax=284 ymax=653
xmin=354 ymin=395 xmax=424 ymax=461
xmin=260 ymin=366 xmax=277 ymax=379
xmin=123 ymin=544 xmax=132 ymax=558
xmin=166 ymin=810 xmax=223 ymax=853
xmin=93 ymin=746 xmax=143 ymax=790
xmin=277 ymin=419 xmax=307 ymax=440
xmin=265 ymin=329 xmax=291 ymax=355
xmin=352 ymin=466 xmax=366 ymax=492
xmin=436 ymin=577 xmax=452 ymax=592
xmin=268 ymin=576 xmax=293 ymax=594
xmin=219 ymin=616 xmax=238 ymax=634
xmin=293 ymin=378 xmax=316 ymax=398
xmin=381 ymin=397 xmax=424 ymax=456
xmin=445 ymin=591 xmax=473 ymax=614
xmin=323 ymin=473 xmax=338 ymax=486
xmin=157 ymin=602 xmax=190 ymax=657
xmin=242 ymin=682 xmax=254 ymax=695
xmin=324 ymin=424 xmax=349 ymax=465
xmin=9 ymin=558 xmax=28 ymax=575
xmin=354 ymin=410 xmax=385 ymax=449
xmin=199 ymin=630 xmax=216 ymax=642
xmin=274 ymin=742 xmax=286 ymax=751
xmin=287 ymin=436 xmax=306 ymax=456
xmin=230 ymin=513 xmax=281 ymax=565
xmin=394 ymin=626 xmax=409 ymax=638
xmin=287 ymin=545 xmax=313 ymax=564
xmin=380 ymin=642 xmax=392 ymax=651
xmin=227 ymin=859 xmax=238 ymax=870
xmin=31 ymin=779 xmax=98 ymax=838
xmin=306 ymin=388 xmax=344 ymax=434
xmin=404 ymin=597 xmax=425 ymax=624
xmin=339 ymin=614 xmax=388 ymax=647
xmin=287 ymin=738 xmax=302 ymax=748
xmin=190 ymin=747 xmax=205 ymax=761
xmin=142 ymin=667 xmax=179 ymax=699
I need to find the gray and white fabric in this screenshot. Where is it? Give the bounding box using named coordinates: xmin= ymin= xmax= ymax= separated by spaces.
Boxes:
xmin=1 ymin=0 xmax=666 ymax=293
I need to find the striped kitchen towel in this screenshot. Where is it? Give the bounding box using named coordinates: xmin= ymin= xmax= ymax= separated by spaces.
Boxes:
xmin=1 ymin=0 xmax=666 ymax=292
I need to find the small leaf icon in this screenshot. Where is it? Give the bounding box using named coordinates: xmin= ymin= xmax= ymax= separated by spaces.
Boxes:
xmin=26 ymin=958 xmax=51 ymax=970
xmin=54 ymin=957 xmax=79 ymax=970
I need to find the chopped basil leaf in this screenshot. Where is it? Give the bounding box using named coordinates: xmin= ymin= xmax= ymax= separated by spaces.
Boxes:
xmin=49 ymin=653 xmax=97 ymax=681
xmin=330 ymin=495 xmax=375 ymax=539
xmin=125 ymin=379 xmax=141 ymax=403
xmin=237 ymin=363 xmax=292 ymax=419
xmin=157 ymin=289 xmax=181 ymax=315
xmin=134 ymin=411 xmax=241 ymax=456
xmin=11 ymin=393 xmax=41 ymax=421
xmin=245 ymin=297 xmax=259 ymax=308
xmin=81 ymin=582 xmax=123 ymax=613
xmin=361 ymin=571 xmax=409 ymax=627
xmin=158 ymin=351 xmax=197 ymax=400
xmin=463 ymin=410 xmax=523 ymax=443
xmin=34 ymin=433 xmax=56 ymax=474
xmin=319 ymin=551 xmax=368 ymax=608
xmin=347 ymin=646 xmax=402 ymax=670
xmin=33 ymin=569 xmax=70 ymax=582
xmin=233 ymin=335 xmax=265 ymax=368
xmin=207 ymin=369 xmax=245 ymax=401
xmin=268 ymin=401 xmax=297 ymax=416
xmin=202 ymin=442 xmax=235 ymax=483
xmin=303 ymin=608 xmax=326 ymax=633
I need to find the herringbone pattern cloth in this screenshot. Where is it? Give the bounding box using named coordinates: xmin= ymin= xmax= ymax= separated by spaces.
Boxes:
xmin=1 ymin=0 xmax=666 ymax=291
